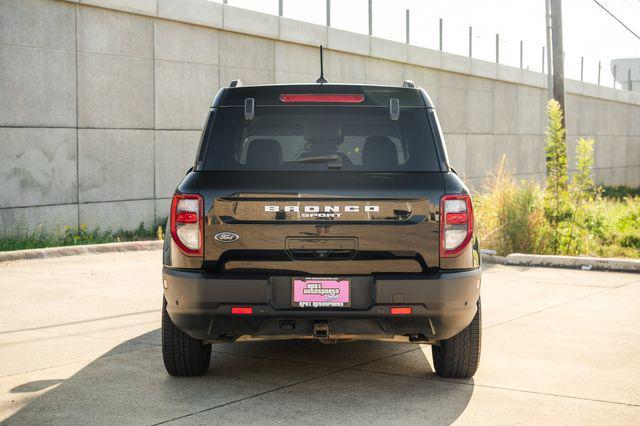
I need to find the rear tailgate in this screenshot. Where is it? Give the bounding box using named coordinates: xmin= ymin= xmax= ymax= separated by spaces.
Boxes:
xmin=186 ymin=171 xmax=443 ymax=274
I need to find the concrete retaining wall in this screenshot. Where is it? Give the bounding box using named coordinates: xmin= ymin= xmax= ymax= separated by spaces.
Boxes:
xmin=1 ymin=0 xmax=639 ymax=235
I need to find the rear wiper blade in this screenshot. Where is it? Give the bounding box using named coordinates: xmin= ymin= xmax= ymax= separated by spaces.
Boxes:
xmin=284 ymin=155 xmax=342 ymax=169
xmin=284 ymin=155 xmax=341 ymax=164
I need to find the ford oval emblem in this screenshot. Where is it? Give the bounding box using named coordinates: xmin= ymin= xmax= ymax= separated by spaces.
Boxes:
xmin=214 ymin=232 xmax=239 ymax=243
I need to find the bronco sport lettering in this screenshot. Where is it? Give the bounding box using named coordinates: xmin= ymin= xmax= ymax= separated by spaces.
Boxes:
xmin=265 ymin=204 xmax=379 ymax=218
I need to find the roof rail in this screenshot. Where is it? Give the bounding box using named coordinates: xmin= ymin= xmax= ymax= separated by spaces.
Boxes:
xmin=229 ymin=79 xmax=243 ymax=88
xmin=402 ymin=80 xmax=416 ymax=88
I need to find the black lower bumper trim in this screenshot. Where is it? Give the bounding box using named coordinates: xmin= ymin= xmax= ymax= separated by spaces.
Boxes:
xmin=163 ymin=268 xmax=481 ymax=341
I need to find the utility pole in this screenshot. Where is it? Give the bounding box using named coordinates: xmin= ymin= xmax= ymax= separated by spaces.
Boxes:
xmin=368 ymin=0 xmax=372 ymax=36
xmin=544 ymin=0 xmax=553 ymax=99
xmin=405 ymin=9 xmax=410 ymax=44
xmin=326 ymin=0 xmax=330 ymax=27
xmin=519 ymin=40 xmax=523 ymax=69
xmin=550 ymin=0 xmax=566 ymax=127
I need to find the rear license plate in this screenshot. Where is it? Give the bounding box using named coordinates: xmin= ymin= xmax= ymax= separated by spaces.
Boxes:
xmin=292 ymin=277 xmax=351 ymax=308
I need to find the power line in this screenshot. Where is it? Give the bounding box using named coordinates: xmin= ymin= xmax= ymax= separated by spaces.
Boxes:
xmin=621 ymin=0 xmax=640 ymax=11
xmin=591 ymin=0 xmax=640 ymax=40
xmin=621 ymin=0 xmax=640 ymax=17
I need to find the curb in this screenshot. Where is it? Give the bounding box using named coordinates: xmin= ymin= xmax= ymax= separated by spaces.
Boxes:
xmin=481 ymin=253 xmax=508 ymax=265
xmin=2 ymin=242 xmax=638 ymax=273
xmin=482 ymin=252 xmax=640 ymax=273
xmin=0 ymin=240 xmax=163 ymax=263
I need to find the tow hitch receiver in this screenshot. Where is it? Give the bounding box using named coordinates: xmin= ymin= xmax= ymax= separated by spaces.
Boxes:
xmin=313 ymin=321 xmax=330 ymax=339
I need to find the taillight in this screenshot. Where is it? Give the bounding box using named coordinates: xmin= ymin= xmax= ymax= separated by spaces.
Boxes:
xmin=170 ymin=194 xmax=203 ymax=256
xmin=279 ymin=94 xmax=365 ymax=103
xmin=231 ymin=307 xmax=253 ymax=315
xmin=440 ymin=194 xmax=474 ymax=257
xmin=390 ymin=307 xmax=412 ymax=315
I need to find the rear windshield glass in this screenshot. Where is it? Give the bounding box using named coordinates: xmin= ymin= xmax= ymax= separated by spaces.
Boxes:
xmin=202 ymin=106 xmax=440 ymax=172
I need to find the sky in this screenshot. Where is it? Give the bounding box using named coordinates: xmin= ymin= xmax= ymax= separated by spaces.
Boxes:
xmin=210 ymin=0 xmax=640 ymax=88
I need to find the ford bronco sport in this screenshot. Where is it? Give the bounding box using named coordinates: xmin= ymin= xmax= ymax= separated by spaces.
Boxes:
xmin=161 ymin=80 xmax=481 ymax=378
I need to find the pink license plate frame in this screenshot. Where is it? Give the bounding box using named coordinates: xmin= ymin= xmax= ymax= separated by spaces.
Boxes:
xmin=292 ymin=277 xmax=351 ymax=308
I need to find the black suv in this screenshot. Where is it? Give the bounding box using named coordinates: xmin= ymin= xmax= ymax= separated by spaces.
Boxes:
xmin=162 ymin=80 xmax=481 ymax=378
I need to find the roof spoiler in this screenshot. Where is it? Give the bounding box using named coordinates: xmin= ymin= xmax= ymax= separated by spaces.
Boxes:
xmin=230 ymin=79 xmax=414 ymax=88
xmin=228 ymin=79 xmax=415 ymax=89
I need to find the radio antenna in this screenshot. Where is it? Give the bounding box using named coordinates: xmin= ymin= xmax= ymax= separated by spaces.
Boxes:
xmin=316 ymin=45 xmax=328 ymax=84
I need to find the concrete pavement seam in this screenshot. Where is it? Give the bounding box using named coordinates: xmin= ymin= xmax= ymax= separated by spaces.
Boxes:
xmin=0 ymin=321 xmax=161 ymax=347
xmin=0 ymin=310 xmax=159 ymax=335
xmin=350 ymin=368 xmax=640 ymax=408
xmin=483 ymin=280 xmax=639 ymax=331
xmin=157 ymin=341 xmax=640 ymax=424
xmin=0 ymin=345 xmax=161 ymax=379
xmin=153 ymin=345 xmax=424 ymax=424
xmin=153 ymin=369 xmax=344 ymax=425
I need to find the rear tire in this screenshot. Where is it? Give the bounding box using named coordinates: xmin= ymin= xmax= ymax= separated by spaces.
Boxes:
xmin=432 ymin=298 xmax=481 ymax=378
xmin=162 ymin=297 xmax=211 ymax=376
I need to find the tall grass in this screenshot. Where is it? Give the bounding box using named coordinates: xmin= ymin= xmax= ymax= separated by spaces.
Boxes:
xmin=474 ymin=162 xmax=640 ymax=258
xmin=475 ymin=157 xmax=549 ymax=256
xmin=0 ymin=222 xmax=165 ymax=252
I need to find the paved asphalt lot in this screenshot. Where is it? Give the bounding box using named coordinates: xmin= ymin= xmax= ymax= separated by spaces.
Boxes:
xmin=0 ymin=251 xmax=639 ymax=425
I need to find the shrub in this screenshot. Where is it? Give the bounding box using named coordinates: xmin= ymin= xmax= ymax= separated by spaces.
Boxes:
xmin=570 ymin=137 xmax=595 ymax=202
xmin=475 ymin=157 xmax=549 ymax=255
xmin=543 ymin=99 xmax=572 ymax=253
xmin=564 ymin=137 xmax=596 ymax=255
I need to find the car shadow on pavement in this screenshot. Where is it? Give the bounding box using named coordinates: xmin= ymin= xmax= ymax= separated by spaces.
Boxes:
xmin=10 ymin=379 xmax=65 ymax=394
xmin=6 ymin=330 xmax=474 ymax=424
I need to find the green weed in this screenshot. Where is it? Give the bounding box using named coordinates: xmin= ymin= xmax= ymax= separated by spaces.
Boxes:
xmin=0 ymin=221 xmax=166 ymax=252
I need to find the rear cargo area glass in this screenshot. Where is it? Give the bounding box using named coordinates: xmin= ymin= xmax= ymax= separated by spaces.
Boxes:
xmin=202 ymin=106 xmax=441 ymax=172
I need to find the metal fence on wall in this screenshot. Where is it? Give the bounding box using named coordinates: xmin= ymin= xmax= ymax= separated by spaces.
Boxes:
xmin=218 ymin=0 xmax=636 ymax=91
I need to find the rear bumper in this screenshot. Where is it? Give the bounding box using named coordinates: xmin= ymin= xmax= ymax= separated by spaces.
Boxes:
xmin=163 ymin=268 xmax=481 ymax=342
